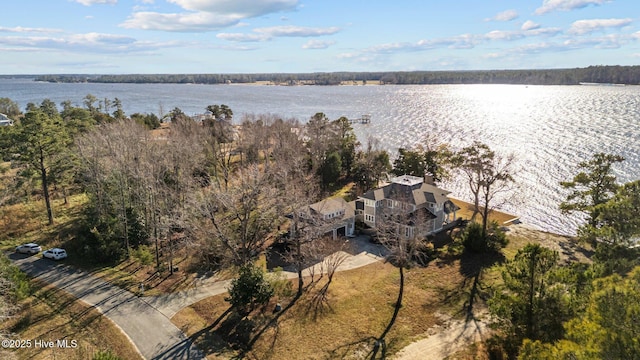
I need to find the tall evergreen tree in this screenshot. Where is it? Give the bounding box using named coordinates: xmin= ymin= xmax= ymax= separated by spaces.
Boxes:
xmin=7 ymin=108 xmax=70 ymax=224
xmin=560 ymin=153 xmax=625 ymax=226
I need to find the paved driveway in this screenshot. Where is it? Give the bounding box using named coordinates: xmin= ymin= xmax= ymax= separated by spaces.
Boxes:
xmin=9 ymin=253 xmax=204 ymax=360
xmin=7 ymin=235 xmax=386 ymax=359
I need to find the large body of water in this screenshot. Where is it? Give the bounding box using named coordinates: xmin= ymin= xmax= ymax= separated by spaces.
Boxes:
xmin=2 ymin=78 xmax=639 ymax=235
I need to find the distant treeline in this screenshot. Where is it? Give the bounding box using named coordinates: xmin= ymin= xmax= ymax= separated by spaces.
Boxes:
xmin=34 ymin=65 xmax=640 ymax=85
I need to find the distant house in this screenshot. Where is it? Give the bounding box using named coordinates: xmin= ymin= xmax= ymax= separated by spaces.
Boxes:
xmin=0 ymin=113 xmax=14 ymax=126
xmin=296 ymin=197 xmax=356 ymax=239
xmin=355 ymin=175 xmax=459 ymax=238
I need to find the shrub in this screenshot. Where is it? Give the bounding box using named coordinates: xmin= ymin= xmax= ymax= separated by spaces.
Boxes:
xmin=132 ymin=245 xmax=154 ymax=266
xmin=226 ymin=264 xmax=274 ymax=314
xmin=93 ymin=349 xmax=123 ymax=360
xmin=268 ymin=267 xmax=294 ymax=298
xmin=461 ymin=221 xmax=508 ymax=253
xmin=0 ymin=255 xmax=31 ymax=300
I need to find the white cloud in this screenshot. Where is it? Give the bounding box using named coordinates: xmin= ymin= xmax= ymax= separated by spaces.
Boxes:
xmin=485 ymin=30 xmax=524 ymax=41
xmin=216 ymin=33 xmax=270 ymax=42
xmin=302 ymin=40 xmax=335 ymax=49
xmin=121 ymin=11 xmax=242 ymax=31
xmin=522 ymin=20 xmax=541 ymax=31
xmin=366 ymin=34 xmax=481 ymax=54
xmin=482 ymin=53 xmax=504 ymax=59
xmin=507 ymin=31 xmax=640 ymax=56
xmin=0 ymin=32 xmax=175 ymax=54
xmin=513 ymin=42 xmax=560 ymax=54
xmin=487 ymin=9 xmax=519 ymax=22
xmin=167 ymin=0 xmax=297 ymax=17
xmin=123 ymin=0 xmax=299 ymax=32
xmin=535 ymin=0 xmax=609 ymax=15
xmin=217 ymin=25 xmax=340 ymax=42
xmin=254 ymin=25 xmax=340 ymax=37
xmin=568 ymin=18 xmax=633 ymax=35
xmin=526 ymin=27 xmax=562 ymax=36
xmin=0 ymin=26 xmax=62 ymax=33
xmin=73 ymin=0 xmax=117 ymax=5
xmin=484 ymin=26 xmax=561 ymax=41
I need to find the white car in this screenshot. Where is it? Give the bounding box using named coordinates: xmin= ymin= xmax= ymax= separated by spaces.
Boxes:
xmin=43 ymin=248 xmax=67 ymax=260
xmin=15 ymin=243 xmax=42 ymax=254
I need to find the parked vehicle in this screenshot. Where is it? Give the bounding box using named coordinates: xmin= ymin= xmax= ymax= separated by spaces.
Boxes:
xmin=15 ymin=243 xmax=42 ymax=254
xmin=43 ymin=248 xmax=67 ymax=260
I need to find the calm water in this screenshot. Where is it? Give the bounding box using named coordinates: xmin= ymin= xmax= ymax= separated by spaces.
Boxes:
xmin=2 ymin=78 xmax=639 ymax=235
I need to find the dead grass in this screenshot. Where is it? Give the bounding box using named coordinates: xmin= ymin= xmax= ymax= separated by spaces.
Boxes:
xmin=173 ymin=258 xmax=483 ymax=360
xmin=1 ymin=279 xmax=142 ymax=360
xmin=331 ymin=182 xmax=355 ymax=200
xmin=0 ymin=193 xmax=88 ymax=250
xmin=502 ymin=225 xmax=592 ymax=263
xmin=88 ymin=253 xmax=234 ymax=297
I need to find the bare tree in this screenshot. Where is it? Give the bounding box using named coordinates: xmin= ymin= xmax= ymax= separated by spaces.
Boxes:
xmin=454 ymin=142 xmax=515 ymax=237
xmin=311 ymin=235 xmax=352 ymax=299
xmin=200 ymin=165 xmax=278 ymax=266
xmin=157 ymin=119 xmax=204 ymax=273
xmin=202 ymin=123 xmax=235 ymax=191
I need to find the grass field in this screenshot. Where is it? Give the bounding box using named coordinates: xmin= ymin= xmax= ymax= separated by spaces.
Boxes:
xmin=172 ymin=252 xmax=498 ymax=360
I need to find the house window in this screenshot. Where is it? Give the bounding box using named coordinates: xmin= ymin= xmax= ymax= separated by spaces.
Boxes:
xmin=365 ymin=214 xmax=374 ymax=223
xmin=405 ymin=227 xmax=409 ymax=237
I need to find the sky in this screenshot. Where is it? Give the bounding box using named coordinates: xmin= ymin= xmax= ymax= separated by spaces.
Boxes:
xmin=1 ymin=0 xmax=639 ymax=74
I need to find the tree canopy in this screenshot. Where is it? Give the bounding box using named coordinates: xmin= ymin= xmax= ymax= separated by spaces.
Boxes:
xmin=560 ymin=153 xmax=625 ymax=226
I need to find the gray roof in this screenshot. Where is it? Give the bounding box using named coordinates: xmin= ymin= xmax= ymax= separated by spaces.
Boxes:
xmin=307 ymin=197 xmax=355 ymax=220
xmin=360 ymin=176 xmax=451 ymax=206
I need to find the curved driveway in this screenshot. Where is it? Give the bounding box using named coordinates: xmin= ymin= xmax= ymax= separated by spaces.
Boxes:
xmin=9 ymin=253 xmax=204 ymax=360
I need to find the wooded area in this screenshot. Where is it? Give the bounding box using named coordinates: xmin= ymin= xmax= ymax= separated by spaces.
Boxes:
xmin=33 ymin=65 xmax=640 ymax=85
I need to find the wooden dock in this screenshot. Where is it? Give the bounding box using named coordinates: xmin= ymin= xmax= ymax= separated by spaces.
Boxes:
xmin=348 ymin=114 xmax=371 ymax=124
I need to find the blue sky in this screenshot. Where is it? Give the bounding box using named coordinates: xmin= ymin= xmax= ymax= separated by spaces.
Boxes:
xmin=1 ymin=0 xmax=639 ymax=74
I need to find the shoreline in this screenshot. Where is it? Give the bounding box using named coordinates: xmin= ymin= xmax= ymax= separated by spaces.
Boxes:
xmin=448 ymin=198 xmax=521 ymax=227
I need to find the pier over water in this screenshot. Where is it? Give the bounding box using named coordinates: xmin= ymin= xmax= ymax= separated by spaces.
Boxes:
xmin=348 ymin=114 xmax=371 ymax=124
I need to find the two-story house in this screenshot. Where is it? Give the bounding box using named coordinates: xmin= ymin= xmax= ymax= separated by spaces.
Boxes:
xmin=355 ymin=175 xmax=458 ymax=238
